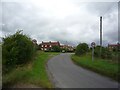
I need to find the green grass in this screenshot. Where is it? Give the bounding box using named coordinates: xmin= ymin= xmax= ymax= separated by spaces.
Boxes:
xmin=3 ymin=51 xmax=59 ymax=88
xmin=71 ymin=53 xmax=119 ymax=82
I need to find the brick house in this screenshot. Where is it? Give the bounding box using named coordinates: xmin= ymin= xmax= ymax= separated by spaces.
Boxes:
xmin=108 ymin=43 xmax=120 ymax=51
xmin=40 ymin=41 xmax=60 ymax=51
xmin=60 ymin=44 xmax=74 ymax=52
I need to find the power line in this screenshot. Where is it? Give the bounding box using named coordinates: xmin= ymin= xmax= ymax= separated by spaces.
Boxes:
xmin=91 ymin=3 xmax=116 ymax=27
xmin=90 ymin=3 xmax=117 ymax=43
xmin=101 ymin=3 xmax=117 ymax=17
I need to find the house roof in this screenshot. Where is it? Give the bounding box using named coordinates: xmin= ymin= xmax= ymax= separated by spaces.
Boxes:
xmin=108 ymin=44 xmax=120 ymax=47
xmin=41 ymin=41 xmax=60 ymax=46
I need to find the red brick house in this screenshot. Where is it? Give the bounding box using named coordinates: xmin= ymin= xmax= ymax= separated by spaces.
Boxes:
xmin=40 ymin=41 xmax=60 ymax=51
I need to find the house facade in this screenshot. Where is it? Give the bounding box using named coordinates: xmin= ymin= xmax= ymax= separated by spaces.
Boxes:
xmin=40 ymin=41 xmax=60 ymax=51
xmin=39 ymin=41 xmax=75 ymax=52
xmin=108 ymin=43 xmax=120 ymax=51
xmin=60 ymin=44 xmax=75 ymax=52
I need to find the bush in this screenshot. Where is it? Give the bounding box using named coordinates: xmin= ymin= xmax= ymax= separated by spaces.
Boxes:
xmin=94 ymin=46 xmax=101 ymax=57
xmin=75 ymin=43 xmax=89 ymax=56
xmin=61 ymin=48 xmax=69 ymax=52
xmin=51 ymin=46 xmax=61 ymax=52
xmin=2 ymin=30 xmax=36 ymax=73
xmin=94 ymin=46 xmax=112 ymax=59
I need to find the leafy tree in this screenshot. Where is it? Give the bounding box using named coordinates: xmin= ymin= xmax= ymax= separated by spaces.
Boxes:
xmin=2 ymin=30 xmax=36 ymax=73
xmin=75 ymin=43 xmax=89 ymax=56
xmin=52 ymin=46 xmax=61 ymax=52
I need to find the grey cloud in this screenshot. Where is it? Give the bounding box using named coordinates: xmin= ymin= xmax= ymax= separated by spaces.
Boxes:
xmin=85 ymin=2 xmax=117 ymax=16
xmin=1 ymin=1 xmax=118 ymax=46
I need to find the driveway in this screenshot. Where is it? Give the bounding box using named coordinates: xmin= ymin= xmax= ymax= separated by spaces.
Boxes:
xmin=47 ymin=53 xmax=119 ymax=88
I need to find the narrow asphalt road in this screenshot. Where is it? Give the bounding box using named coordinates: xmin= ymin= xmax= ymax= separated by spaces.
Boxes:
xmin=47 ymin=53 xmax=119 ymax=88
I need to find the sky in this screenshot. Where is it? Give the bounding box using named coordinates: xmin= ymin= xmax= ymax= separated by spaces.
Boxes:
xmin=0 ymin=0 xmax=119 ymax=46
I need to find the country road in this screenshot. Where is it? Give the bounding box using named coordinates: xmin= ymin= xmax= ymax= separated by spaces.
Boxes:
xmin=47 ymin=53 xmax=119 ymax=88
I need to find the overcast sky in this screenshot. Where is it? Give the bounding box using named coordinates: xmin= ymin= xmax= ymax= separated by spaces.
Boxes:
xmin=1 ymin=0 xmax=119 ymax=46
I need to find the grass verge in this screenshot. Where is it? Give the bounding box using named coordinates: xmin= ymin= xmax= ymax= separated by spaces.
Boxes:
xmin=3 ymin=51 xmax=59 ymax=88
xmin=71 ymin=54 xmax=119 ymax=82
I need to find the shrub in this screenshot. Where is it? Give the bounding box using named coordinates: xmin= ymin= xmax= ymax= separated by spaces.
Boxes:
xmin=2 ymin=30 xmax=36 ymax=73
xmin=94 ymin=46 xmax=112 ymax=59
xmin=94 ymin=46 xmax=100 ymax=57
xmin=75 ymin=43 xmax=89 ymax=56
xmin=52 ymin=46 xmax=61 ymax=52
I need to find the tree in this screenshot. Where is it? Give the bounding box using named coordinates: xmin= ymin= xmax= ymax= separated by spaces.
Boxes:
xmin=52 ymin=46 xmax=61 ymax=52
xmin=2 ymin=30 xmax=36 ymax=73
xmin=75 ymin=43 xmax=89 ymax=56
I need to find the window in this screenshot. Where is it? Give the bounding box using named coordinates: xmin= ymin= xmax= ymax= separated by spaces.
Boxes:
xmin=45 ymin=45 xmax=47 ymax=47
xmin=44 ymin=48 xmax=47 ymax=51
xmin=42 ymin=45 xmax=43 ymax=47
xmin=41 ymin=48 xmax=43 ymax=50
xmin=50 ymin=45 xmax=52 ymax=47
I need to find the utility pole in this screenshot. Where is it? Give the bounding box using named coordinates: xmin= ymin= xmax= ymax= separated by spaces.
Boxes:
xmin=100 ymin=16 xmax=102 ymax=57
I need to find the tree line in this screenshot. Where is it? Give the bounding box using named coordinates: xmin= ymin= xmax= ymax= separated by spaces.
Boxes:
xmin=75 ymin=43 xmax=119 ymax=62
xmin=2 ymin=31 xmax=119 ymax=73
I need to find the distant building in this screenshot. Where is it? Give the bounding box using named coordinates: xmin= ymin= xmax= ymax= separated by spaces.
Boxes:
xmin=39 ymin=41 xmax=75 ymax=52
xmin=60 ymin=44 xmax=74 ymax=52
xmin=108 ymin=43 xmax=120 ymax=51
xmin=39 ymin=41 xmax=60 ymax=51
xmin=67 ymin=45 xmax=75 ymax=51
xmin=60 ymin=44 xmax=67 ymax=49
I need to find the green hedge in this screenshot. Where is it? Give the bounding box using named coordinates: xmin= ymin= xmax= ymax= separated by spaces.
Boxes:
xmin=2 ymin=30 xmax=36 ymax=73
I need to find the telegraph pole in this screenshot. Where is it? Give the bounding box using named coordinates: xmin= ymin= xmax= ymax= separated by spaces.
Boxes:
xmin=100 ymin=16 xmax=102 ymax=57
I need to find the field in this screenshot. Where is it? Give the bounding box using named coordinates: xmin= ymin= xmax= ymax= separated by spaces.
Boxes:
xmin=71 ymin=53 xmax=119 ymax=81
xmin=2 ymin=51 xmax=59 ymax=88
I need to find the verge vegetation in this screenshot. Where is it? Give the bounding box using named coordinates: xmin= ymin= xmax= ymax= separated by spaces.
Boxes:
xmin=2 ymin=30 xmax=37 ymax=73
xmin=3 ymin=51 xmax=59 ymax=88
xmin=2 ymin=30 xmax=60 ymax=88
xmin=71 ymin=53 xmax=119 ymax=82
xmin=72 ymin=42 xmax=119 ymax=82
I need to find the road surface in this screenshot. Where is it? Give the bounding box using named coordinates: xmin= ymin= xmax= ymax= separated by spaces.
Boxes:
xmin=47 ymin=53 xmax=119 ymax=88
